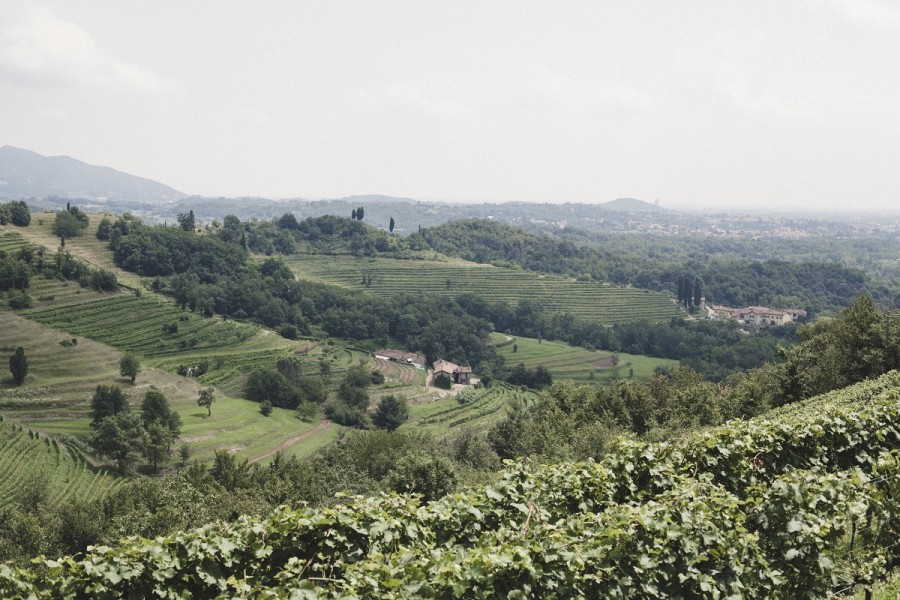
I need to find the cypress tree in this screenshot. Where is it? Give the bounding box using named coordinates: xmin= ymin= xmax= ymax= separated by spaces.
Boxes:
xmin=8 ymin=347 xmax=27 ymax=384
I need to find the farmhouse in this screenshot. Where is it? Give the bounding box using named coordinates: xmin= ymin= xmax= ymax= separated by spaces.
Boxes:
xmin=712 ymin=305 xmax=806 ymax=327
xmin=432 ymin=359 xmax=472 ymax=385
xmin=374 ymin=349 xmax=426 ymax=369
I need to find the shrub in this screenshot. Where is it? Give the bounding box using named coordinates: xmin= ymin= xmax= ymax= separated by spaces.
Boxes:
xmin=8 ymin=292 xmax=33 ymax=310
xmin=279 ymin=324 xmax=299 ymax=339
xmin=433 ymin=372 xmax=452 ymax=389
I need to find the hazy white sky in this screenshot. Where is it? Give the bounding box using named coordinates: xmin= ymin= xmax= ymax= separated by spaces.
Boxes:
xmin=1 ymin=1 xmax=899 ymax=210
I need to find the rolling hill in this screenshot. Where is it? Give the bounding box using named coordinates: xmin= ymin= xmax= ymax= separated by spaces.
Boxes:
xmin=0 ymin=146 xmax=185 ymax=203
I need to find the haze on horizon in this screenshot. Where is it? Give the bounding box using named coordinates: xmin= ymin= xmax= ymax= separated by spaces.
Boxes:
xmin=1 ymin=1 xmax=898 ymax=212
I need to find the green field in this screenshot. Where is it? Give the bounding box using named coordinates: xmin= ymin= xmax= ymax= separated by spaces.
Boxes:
xmin=0 ymin=416 xmax=123 ymax=509
xmin=284 ymin=254 xmax=684 ymax=325
xmin=491 ymin=332 xmax=679 ymax=383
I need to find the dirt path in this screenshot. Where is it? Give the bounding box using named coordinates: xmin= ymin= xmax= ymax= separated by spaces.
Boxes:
xmin=248 ymin=419 xmax=331 ymax=464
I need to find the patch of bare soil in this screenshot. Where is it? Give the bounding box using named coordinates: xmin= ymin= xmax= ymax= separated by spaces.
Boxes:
xmin=592 ymin=357 xmax=615 ymax=369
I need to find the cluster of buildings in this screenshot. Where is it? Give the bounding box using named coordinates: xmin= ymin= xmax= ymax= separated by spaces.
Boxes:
xmin=431 ymin=359 xmax=472 ymax=385
xmin=374 ymin=349 xmax=426 ymax=369
xmin=709 ymin=305 xmax=807 ymax=327
xmin=375 ymin=349 xmax=473 ymax=386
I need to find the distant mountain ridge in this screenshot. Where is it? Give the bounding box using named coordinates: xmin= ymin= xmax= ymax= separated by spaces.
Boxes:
xmin=600 ymin=197 xmax=664 ymax=212
xmin=0 ymin=146 xmax=185 ymax=203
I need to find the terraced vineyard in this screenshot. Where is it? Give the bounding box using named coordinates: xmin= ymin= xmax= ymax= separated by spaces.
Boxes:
xmin=0 ymin=313 xmax=338 ymax=464
xmin=407 ymin=383 xmax=537 ymax=435
xmin=285 ymin=254 xmax=683 ymax=325
xmin=24 ymin=275 xmax=119 ymax=307
xmin=368 ymin=358 xmax=434 ymax=406
xmin=0 ymin=416 xmax=123 ymax=509
xmin=2 ymin=295 xmax=336 ymax=463
xmin=491 ymin=332 xmax=679 ymax=383
xmin=1 ymin=224 xmax=352 ymax=464
xmin=0 ymin=230 xmax=27 ymax=253
xmin=24 ymin=294 xmax=261 ymax=358
xmin=153 ymin=341 xmax=369 ymax=399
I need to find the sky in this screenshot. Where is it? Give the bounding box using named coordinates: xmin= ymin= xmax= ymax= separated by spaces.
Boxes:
xmin=1 ymin=1 xmax=899 ymax=211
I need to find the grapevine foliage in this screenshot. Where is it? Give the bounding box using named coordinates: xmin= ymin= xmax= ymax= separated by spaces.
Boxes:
xmin=3 ymin=372 xmax=900 ymax=598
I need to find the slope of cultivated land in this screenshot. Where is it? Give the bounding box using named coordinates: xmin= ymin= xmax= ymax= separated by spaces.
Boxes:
xmin=0 ymin=309 xmax=123 ymax=429
xmin=0 ymin=417 xmax=124 ymax=510
xmin=155 ymin=341 xmax=371 ymax=400
xmin=368 ymin=358 xmax=435 ymax=408
xmin=0 ymin=308 xmax=333 ymax=463
xmin=285 ymin=254 xmax=684 ymax=325
xmin=490 ymin=332 xmax=680 ymax=383
xmin=0 ymin=229 xmax=27 ymax=253
xmin=23 ymin=293 xmax=264 ymax=357
xmin=9 ymin=374 xmax=900 ymax=597
xmin=405 ymin=382 xmax=538 ymax=436
xmin=2 ymin=223 xmax=346 ymax=464
xmin=15 ymin=212 xmax=139 ymax=286
xmin=23 ymin=275 xmax=112 ymax=307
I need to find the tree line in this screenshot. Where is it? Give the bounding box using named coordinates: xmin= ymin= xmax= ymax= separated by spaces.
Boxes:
xmin=0 ymin=201 xmax=30 ymax=226
xmin=106 ymin=214 xmax=501 ymax=373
